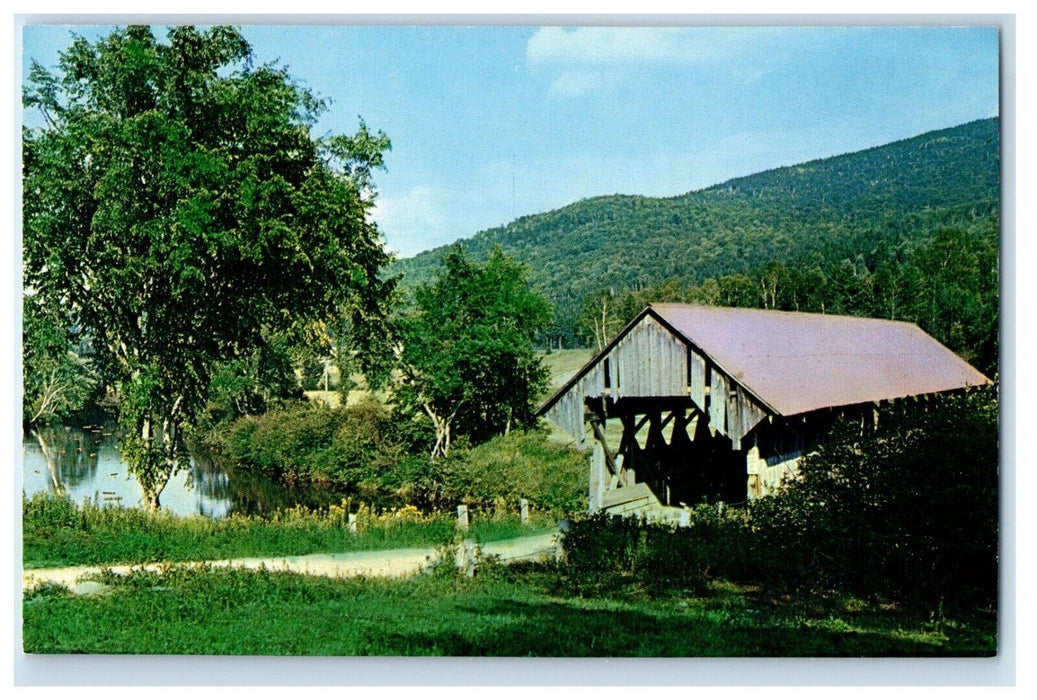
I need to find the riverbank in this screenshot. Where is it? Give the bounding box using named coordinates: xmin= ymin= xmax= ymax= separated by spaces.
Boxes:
xmin=22 ymin=491 xmax=554 ymax=568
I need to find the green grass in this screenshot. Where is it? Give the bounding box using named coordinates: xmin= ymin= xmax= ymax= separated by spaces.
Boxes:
xmin=22 ymin=562 xmax=996 ymax=656
xmin=541 ymin=348 xmax=594 ymax=393
xmin=22 ymin=493 xmax=552 ymax=569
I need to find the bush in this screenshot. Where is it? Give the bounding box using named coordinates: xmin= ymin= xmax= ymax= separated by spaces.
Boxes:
xmin=23 ymin=491 xmax=80 ymax=533
xmin=743 ymin=386 xmax=999 ymax=610
xmin=224 ymin=398 xmax=394 ymax=485
xmin=556 ymin=387 xmax=998 ymax=613
xmin=559 ymin=508 xmax=746 ymax=595
xmin=223 ymin=401 xmax=586 ymax=514
xmin=436 ymin=428 xmax=587 ymax=514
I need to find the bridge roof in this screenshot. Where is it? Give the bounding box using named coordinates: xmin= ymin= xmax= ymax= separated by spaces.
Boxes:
xmin=648 ymin=303 xmax=989 ymax=416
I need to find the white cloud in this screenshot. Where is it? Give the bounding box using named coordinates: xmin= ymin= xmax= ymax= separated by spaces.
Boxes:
xmin=547 ymin=69 xmax=609 ymax=97
xmin=370 ymin=186 xmax=450 ymax=258
xmin=526 ymin=26 xmax=774 ymax=67
xmin=526 ymin=26 xmax=786 ymax=98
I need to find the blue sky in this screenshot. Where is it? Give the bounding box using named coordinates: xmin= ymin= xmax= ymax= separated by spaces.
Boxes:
xmin=21 ymin=23 xmax=1000 ymax=258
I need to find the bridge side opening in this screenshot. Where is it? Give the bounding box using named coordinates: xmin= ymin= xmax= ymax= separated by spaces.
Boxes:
xmin=587 ymin=397 xmax=749 ymax=514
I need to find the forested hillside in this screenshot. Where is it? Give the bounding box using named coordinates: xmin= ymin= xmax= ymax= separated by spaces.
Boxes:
xmin=391 ymin=118 xmax=1000 ymax=375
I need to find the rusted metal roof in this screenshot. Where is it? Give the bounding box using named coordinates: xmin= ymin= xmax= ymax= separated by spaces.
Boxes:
xmin=650 ymin=303 xmax=990 ymax=416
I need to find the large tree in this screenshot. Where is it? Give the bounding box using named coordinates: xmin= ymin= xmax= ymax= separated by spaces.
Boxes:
xmin=396 ymin=246 xmax=551 ymax=460
xmin=22 ymin=294 xmax=97 ymax=428
xmin=23 ymin=26 xmax=394 ymax=508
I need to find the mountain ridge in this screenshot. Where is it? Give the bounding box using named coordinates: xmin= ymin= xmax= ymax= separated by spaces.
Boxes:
xmin=390 ymin=117 xmax=1000 ymax=348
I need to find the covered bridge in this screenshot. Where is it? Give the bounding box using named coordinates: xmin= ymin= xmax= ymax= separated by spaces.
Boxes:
xmin=538 ymin=303 xmax=989 ymax=520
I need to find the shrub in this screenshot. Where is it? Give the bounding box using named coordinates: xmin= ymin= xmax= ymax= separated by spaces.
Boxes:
xmin=436 ymin=428 xmax=586 ymax=514
xmin=223 ymin=402 xmax=586 ymax=514
xmin=558 ymin=509 xmax=745 ymax=595
xmin=23 ymin=491 xmax=80 ymax=533
xmin=223 ymin=399 xmax=396 ymax=486
xmin=743 ymin=386 xmax=999 ymax=610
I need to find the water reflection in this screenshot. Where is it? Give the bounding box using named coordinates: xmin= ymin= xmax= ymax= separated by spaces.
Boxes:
xmin=22 ymin=425 xmax=352 ymax=518
xmin=28 ymin=426 xmax=109 ymax=491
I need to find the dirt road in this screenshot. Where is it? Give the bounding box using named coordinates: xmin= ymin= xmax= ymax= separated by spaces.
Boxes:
xmin=21 ymin=531 xmax=561 ymax=594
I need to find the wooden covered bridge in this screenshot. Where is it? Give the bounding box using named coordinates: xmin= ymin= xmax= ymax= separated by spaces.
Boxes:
xmin=538 ymin=303 xmax=989 ymax=520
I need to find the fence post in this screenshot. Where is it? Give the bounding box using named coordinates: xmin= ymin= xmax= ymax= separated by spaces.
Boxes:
xmin=455 ymin=539 xmax=476 ymax=578
xmin=347 ymin=513 xmax=357 ymax=534
xmin=457 ymin=504 xmax=469 ymax=533
xmin=678 ymin=507 xmax=691 ymax=528
xmin=589 ymin=443 xmax=606 ymax=513
xmin=519 ymin=498 xmax=529 ymax=525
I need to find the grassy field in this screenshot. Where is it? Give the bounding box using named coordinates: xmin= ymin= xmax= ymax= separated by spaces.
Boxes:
xmin=542 ymin=348 xmax=595 ymax=393
xmin=309 ymin=349 xmax=595 ymax=409
xmin=21 ymin=492 xmax=997 ymax=657
xmin=22 ymin=561 xmax=996 ymax=656
xmin=22 ymin=493 xmax=553 ymax=569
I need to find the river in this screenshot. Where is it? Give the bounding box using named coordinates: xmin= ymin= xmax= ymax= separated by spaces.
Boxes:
xmin=21 ymin=425 xmax=351 ymax=518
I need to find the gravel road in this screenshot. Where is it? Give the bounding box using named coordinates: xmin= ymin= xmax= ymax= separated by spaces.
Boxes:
xmin=22 ymin=531 xmax=562 ymax=594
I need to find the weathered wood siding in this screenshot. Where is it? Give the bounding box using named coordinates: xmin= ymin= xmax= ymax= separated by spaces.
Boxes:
xmin=544 ymin=311 xmax=768 ymax=450
xmin=745 ymin=438 xmax=805 ymax=498
xmin=689 ymin=350 xmax=707 ymax=411
xmin=544 ymin=383 xmax=588 ymax=449
xmin=743 ymin=419 xmax=826 ymax=498
xmin=726 ymin=383 xmax=768 ymax=449
xmin=709 ymin=370 xmax=727 ymax=435
xmin=608 ymin=315 xmax=688 ymax=399
xmin=702 ymin=362 xmax=767 ymax=448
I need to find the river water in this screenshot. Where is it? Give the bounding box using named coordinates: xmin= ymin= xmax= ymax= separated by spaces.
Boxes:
xmin=21 ymin=425 xmax=350 ymax=518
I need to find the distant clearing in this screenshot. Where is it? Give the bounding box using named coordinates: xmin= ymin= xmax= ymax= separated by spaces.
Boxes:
xmin=541 ymin=349 xmax=594 ymax=393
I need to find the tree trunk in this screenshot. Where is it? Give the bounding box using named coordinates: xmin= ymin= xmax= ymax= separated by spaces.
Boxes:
xmin=131 ymin=402 xmax=181 ymax=511
xmin=423 ymin=403 xmax=459 ymax=461
xmin=595 ymin=295 xmax=610 ymax=351
xmin=143 ymin=488 xmax=162 ymax=510
xmin=32 ymin=428 xmax=62 ymax=492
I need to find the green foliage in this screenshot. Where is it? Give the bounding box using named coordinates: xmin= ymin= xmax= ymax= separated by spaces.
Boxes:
xmin=199 ymin=329 xmax=303 ymax=436
xmin=744 ymin=386 xmax=999 ymax=610
xmin=221 ymin=399 xmax=585 ymax=514
xmin=559 ymin=508 xmax=745 ymax=597
xmin=299 ymin=356 xmax=328 ymax=392
xmin=576 ymin=288 xmax=624 ymax=350
xmin=23 ymin=26 xmax=394 ymax=507
xmin=396 ymin=246 xmax=552 ymax=458
xmin=558 ymin=387 xmax=998 ymax=613
xmin=393 ymin=118 xmax=999 ymax=358
xmin=436 ymin=429 xmax=587 ymax=513
xmin=225 ymin=400 xmax=386 ymax=486
xmin=22 ymin=295 xmax=99 ymax=427
xmin=22 ymin=491 xmax=81 ymax=534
